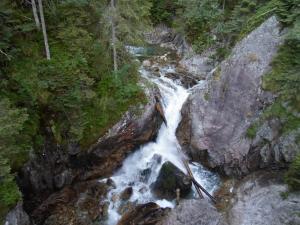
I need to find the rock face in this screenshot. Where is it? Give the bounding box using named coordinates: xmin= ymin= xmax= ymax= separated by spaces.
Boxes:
xmin=176 ymin=16 xmax=294 ymax=176
xmin=145 ymin=25 xmax=191 ymax=56
xmin=152 ymin=161 xmax=192 ymax=200
xmin=161 ymin=199 xmax=227 ymax=225
xmin=32 ymin=180 xmax=109 ymax=225
xmin=120 ymin=187 xmax=133 ymax=201
xmin=17 ymin=85 xmax=163 ymax=223
xmin=227 ymin=172 xmax=300 ymax=225
xmin=117 ymin=202 xmax=170 ymax=225
xmin=178 ymin=50 xmax=215 ymax=79
xmin=5 ymin=202 xmax=31 ymax=225
xmin=165 ymin=72 xmax=199 ymax=88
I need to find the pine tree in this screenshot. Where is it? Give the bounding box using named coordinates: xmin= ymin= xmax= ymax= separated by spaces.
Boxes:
xmin=104 ymin=0 xmax=152 ymax=71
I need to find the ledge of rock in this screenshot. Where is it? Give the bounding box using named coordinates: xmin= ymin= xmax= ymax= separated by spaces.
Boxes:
xmin=227 ymin=172 xmax=300 ymax=225
xmin=117 ymin=202 xmax=170 ymax=225
xmin=176 ymin=16 xmax=292 ymax=176
xmin=160 ymin=199 xmax=227 ymax=225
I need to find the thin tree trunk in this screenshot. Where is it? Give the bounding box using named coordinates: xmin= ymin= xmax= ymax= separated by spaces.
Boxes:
xmin=37 ymin=0 xmax=51 ymax=60
xmin=31 ymin=0 xmax=40 ymax=30
xmin=223 ymin=0 xmax=225 ymax=11
xmin=111 ymin=0 xmax=117 ymax=71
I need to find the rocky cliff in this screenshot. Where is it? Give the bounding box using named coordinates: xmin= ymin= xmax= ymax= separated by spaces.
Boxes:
xmin=176 ymin=16 xmax=300 ymax=176
xmin=14 ymin=85 xmax=163 ymax=225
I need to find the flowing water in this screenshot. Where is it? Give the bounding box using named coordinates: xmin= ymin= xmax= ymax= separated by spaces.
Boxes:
xmin=103 ymin=47 xmax=220 ymax=225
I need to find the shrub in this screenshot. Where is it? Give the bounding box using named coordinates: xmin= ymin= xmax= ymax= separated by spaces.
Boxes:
xmin=285 ymin=154 xmax=300 ymax=191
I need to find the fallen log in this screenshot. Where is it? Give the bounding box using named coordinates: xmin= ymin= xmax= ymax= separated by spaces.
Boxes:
xmin=183 ymin=160 xmax=203 ymax=199
xmin=177 ymin=148 xmax=217 ymax=203
xmin=191 ymin=177 xmax=217 ymax=204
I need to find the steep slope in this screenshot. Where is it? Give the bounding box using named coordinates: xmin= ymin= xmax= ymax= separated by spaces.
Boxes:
xmin=176 ymin=16 xmax=299 ymax=176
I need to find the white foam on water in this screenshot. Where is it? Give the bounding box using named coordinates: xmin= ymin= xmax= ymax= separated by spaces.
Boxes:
xmin=104 ymin=52 xmax=220 ymax=225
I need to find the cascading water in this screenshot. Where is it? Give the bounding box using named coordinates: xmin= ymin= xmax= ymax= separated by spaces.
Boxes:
xmin=103 ymin=47 xmax=220 ymax=225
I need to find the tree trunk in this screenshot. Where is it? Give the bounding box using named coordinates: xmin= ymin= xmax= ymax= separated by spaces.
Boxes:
xmin=31 ymin=0 xmax=40 ymax=30
xmin=37 ymin=0 xmax=51 ymax=60
xmin=111 ymin=0 xmax=117 ymax=71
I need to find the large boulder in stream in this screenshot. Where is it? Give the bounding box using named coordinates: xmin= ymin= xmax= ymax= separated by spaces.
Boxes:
xmin=176 ymin=16 xmax=294 ymax=176
xmin=152 ymin=161 xmax=192 ymax=200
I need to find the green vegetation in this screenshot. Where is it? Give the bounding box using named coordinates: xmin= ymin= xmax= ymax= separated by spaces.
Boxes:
xmin=262 ymin=19 xmax=300 ymax=135
xmin=285 ymin=153 xmax=300 ymax=191
xmin=0 ymin=0 xmax=150 ymax=219
xmin=0 ymin=99 xmax=27 ymax=220
xmin=149 ymin=0 xmax=179 ymax=26
xmin=149 ymin=0 xmax=299 ymax=60
xmin=246 ymin=123 xmax=259 ymax=139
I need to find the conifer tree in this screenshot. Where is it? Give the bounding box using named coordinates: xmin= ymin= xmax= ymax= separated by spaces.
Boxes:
xmin=105 ymin=0 xmax=152 ymax=71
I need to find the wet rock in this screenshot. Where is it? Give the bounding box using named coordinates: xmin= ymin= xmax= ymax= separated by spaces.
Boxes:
xmin=227 ymin=172 xmax=300 ymax=225
xmin=120 ymin=187 xmax=133 ymax=201
xmin=152 ymin=154 xmax=162 ymax=164
xmin=165 ymin=72 xmax=199 ymax=88
xmin=5 ymin=202 xmax=31 ymax=225
xmin=140 ymin=154 xmax=163 ymax=183
xmin=143 ymin=60 xmax=152 ymax=67
xmin=106 ymin=178 xmax=116 ymax=189
xmin=176 ymin=16 xmax=286 ymax=176
xmin=160 ymin=199 xmax=227 ymax=225
xmin=139 ymin=186 xmax=148 ymax=194
xmin=117 ymin=202 xmax=170 ymax=225
xmin=152 ymin=161 xmax=192 ymax=200
xmin=118 ymin=201 xmax=137 ymax=215
xmin=140 ymin=168 xmax=152 ymax=182
xmin=32 ymin=180 xmax=108 ymax=225
xmin=153 ymin=66 xmax=160 ymax=72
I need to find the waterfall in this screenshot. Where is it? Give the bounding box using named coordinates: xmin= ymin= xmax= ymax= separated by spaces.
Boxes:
xmin=103 ymin=48 xmax=220 ymax=225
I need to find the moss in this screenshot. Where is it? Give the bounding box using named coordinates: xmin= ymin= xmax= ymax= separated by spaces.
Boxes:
xmin=246 ymin=123 xmax=259 ymax=139
xmin=213 ymin=67 xmax=222 ymax=81
xmin=239 ymin=0 xmax=278 ymax=40
xmin=285 ymin=153 xmax=300 ymax=191
xmin=280 ymin=191 xmax=289 ymax=200
xmin=248 ymin=53 xmax=259 ymax=62
xmin=0 ymin=176 xmax=21 ymax=224
xmin=204 ymin=92 xmax=210 ymax=101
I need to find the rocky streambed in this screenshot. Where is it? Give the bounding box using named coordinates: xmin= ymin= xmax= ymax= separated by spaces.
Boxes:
xmin=102 ymin=47 xmax=220 ymax=225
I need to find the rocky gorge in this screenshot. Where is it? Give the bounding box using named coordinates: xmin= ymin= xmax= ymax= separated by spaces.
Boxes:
xmin=5 ymin=15 xmax=300 ymax=225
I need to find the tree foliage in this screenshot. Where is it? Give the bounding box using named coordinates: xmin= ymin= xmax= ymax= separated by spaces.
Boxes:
xmin=0 ymin=0 xmax=149 ymax=218
xmin=285 ymin=153 xmax=300 ymax=191
xmin=149 ymin=0 xmax=179 ymax=26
